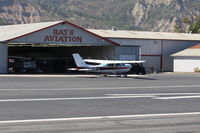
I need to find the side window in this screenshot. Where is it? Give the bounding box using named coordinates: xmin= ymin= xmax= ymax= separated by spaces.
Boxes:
xmin=121 ymin=63 xmax=125 ymax=67
xmin=115 ymin=64 xmax=121 ymax=67
xmin=116 ymin=63 xmax=125 ymax=67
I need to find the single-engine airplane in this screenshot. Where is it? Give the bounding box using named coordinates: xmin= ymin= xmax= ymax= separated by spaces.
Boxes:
xmin=68 ymin=53 xmax=145 ymax=77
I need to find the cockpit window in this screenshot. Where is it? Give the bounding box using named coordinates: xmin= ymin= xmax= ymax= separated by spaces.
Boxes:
xmin=106 ymin=63 xmax=125 ymax=67
xmin=115 ymin=63 xmax=123 ymax=67
xmin=85 ymin=62 xmax=100 ymax=65
xmin=115 ymin=63 xmax=125 ymax=67
xmin=107 ymin=64 xmax=114 ymax=67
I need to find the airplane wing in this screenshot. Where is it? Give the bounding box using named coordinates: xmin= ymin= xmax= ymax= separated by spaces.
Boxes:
xmin=84 ymin=59 xmax=145 ymax=64
xmin=67 ymin=68 xmax=92 ymax=71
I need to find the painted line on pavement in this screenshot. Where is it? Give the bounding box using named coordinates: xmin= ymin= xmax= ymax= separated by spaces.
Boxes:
xmin=106 ymin=93 xmax=200 ymax=96
xmin=0 ymin=85 xmax=200 ymax=91
xmin=0 ymin=95 xmax=154 ymax=102
xmin=0 ymin=112 xmax=200 ymax=124
xmin=154 ymin=95 xmax=200 ymax=100
xmin=107 ymin=93 xmax=200 ymax=100
xmin=1 ymin=93 xmax=200 ymax=102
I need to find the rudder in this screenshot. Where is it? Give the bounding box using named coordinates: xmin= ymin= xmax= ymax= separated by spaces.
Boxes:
xmin=72 ymin=53 xmax=88 ymax=67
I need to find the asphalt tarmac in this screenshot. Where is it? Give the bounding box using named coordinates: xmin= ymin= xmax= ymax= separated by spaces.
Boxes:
xmin=0 ymin=73 xmax=200 ymax=133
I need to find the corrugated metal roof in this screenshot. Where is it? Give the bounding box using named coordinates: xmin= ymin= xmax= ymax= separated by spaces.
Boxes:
xmin=0 ymin=21 xmax=200 ymax=42
xmin=0 ymin=21 xmax=62 ymax=42
xmin=172 ymin=44 xmax=200 ymax=57
xmin=189 ymin=43 xmax=200 ymax=49
xmin=172 ymin=49 xmax=200 ymax=56
xmin=88 ymin=29 xmax=200 ymax=41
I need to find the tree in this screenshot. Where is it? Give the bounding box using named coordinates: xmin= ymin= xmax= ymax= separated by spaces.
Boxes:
xmin=0 ymin=18 xmax=9 ymax=25
xmin=188 ymin=16 xmax=200 ymax=33
xmin=175 ymin=16 xmax=200 ymax=33
xmin=174 ymin=24 xmax=183 ymax=33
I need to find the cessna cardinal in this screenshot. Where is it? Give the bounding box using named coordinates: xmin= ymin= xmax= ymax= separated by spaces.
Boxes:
xmin=68 ymin=53 xmax=145 ymax=76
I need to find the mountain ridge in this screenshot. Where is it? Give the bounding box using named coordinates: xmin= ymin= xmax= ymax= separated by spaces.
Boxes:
xmin=0 ymin=0 xmax=199 ymax=32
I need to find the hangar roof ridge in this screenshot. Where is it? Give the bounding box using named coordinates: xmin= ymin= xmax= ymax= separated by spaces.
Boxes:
xmin=88 ymin=29 xmax=200 ymax=41
xmin=0 ymin=21 xmax=119 ymax=46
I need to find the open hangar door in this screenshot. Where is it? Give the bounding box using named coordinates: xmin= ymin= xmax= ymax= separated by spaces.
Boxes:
xmin=5 ymin=21 xmax=120 ymax=74
xmin=8 ymin=45 xmax=115 ymax=74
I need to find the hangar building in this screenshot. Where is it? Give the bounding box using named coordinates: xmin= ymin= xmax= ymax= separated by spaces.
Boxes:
xmin=0 ymin=21 xmax=140 ymax=74
xmin=0 ymin=20 xmax=200 ymax=74
xmin=172 ymin=44 xmax=200 ymax=72
xmin=88 ymin=30 xmax=200 ymax=72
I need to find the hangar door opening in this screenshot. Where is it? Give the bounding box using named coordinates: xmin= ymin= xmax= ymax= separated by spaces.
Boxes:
xmin=8 ymin=45 xmax=115 ymax=74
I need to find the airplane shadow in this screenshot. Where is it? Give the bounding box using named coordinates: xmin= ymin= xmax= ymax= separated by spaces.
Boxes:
xmin=131 ymin=77 xmax=158 ymax=80
xmin=80 ymin=75 xmax=158 ymax=80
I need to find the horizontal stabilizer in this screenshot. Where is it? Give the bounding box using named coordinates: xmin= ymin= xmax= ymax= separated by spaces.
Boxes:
xmin=67 ymin=68 xmax=79 ymax=71
xmin=77 ymin=68 xmax=93 ymax=71
xmin=84 ymin=59 xmax=145 ymax=64
xmin=68 ymin=68 xmax=92 ymax=71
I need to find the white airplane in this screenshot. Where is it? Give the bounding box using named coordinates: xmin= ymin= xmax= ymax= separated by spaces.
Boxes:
xmin=68 ymin=53 xmax=145 ymax=77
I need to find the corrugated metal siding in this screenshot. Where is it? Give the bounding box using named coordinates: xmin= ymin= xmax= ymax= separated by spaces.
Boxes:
xmin=111 ymin=38 xmax=200 ymax=72
xmin=110 ymin=39 xmax=162 ymax=55
xmin=142 ymin=56 xmax=161 ymax=72
xmin=114 ymin=46 xmax=140 ymax=60
xmin=0 ymin=43 xmax=8 ymax=73
xmin=163 ymin=40 xmax=199 ymax=71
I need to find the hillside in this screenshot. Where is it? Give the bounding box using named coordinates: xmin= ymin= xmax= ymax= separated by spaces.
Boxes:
xmin=0 ymin=0 xmax=199 ymax=32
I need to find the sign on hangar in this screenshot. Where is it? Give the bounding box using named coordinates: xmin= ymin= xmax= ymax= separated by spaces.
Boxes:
xmin=7 ymin=21 xmax=119 ymax=46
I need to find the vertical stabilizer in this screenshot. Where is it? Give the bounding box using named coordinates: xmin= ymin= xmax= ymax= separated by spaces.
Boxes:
xmin=72 ymin=53 xmax=88 ymax=67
